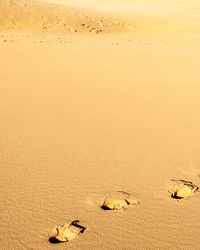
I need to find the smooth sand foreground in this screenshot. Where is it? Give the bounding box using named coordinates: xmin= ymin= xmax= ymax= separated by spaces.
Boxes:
xmin=1 ymin=0 xmax=200 ymax=249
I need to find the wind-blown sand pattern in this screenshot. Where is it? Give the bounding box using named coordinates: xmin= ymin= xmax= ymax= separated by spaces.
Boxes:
xmin=1 ymin=0 xmax=200 ymax=249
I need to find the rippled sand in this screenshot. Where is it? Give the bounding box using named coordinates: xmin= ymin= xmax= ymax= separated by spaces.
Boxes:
xmin=1 ymin=0 xmax=200 ymax=249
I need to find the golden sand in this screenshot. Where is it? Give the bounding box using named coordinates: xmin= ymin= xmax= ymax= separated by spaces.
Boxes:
xmin=1 ymin=0 xmax=200 ymax=249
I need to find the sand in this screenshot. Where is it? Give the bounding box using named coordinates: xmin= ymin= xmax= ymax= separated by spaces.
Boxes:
xmin=1 ymin=0 xmax=200 ymax=249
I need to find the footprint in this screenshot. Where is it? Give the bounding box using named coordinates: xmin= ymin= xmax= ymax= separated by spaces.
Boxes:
xmin=49 ymin=220 xmax=87 ymax=243
xmin=101 ymin=191 xmax=139 ymax=210
xmin=167 ymin=180 xmax=199 ymax=200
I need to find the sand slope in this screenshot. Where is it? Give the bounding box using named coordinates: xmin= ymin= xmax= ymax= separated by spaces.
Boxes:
xmin=0 ymin=0 xmax=128 ymax=34
xmin=0 ymin=0 xmax=200 ymax=249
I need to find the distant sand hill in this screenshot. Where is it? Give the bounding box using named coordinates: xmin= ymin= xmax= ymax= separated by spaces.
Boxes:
xmin=0 ymin=0 xmax=129 ymax=34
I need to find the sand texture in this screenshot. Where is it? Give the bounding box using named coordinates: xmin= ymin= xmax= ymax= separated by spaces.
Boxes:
xmin=1 ymin=0 xmax=200 ymax=249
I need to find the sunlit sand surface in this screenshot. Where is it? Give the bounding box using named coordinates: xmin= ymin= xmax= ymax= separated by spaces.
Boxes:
xmin=1 ymin=0 xmax=200 ymax=249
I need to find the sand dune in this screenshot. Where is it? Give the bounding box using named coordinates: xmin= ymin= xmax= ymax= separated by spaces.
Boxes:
xmin=1 ymin=0 xmax=200 ymax=45
xmin=0 ymin=0 xmax=128 ymax=34
xmin=1 ymin=0 xmax=200 ymax=249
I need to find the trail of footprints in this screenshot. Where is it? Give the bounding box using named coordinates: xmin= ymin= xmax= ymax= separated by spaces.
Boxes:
xmin=49 ymin=179 xmax=199 ymax=243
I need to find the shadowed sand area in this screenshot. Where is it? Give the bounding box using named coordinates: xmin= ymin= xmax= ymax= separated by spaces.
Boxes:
xmin=1 ymin=0 xmax=200 ymax=249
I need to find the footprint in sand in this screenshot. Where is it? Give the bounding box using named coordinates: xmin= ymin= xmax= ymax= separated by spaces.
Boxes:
xmin=101 ymin=191 xmax=139 ymax=210
xmin=167 ymin=179 xmax=199 ymax=200
xmin=154 ymin=178 xmax=199 ymax=202
xmin=49 ymin=220 xmax=86 ymax=243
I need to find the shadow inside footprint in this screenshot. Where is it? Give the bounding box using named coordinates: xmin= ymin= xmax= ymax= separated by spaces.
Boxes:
xmin=49 ymin=237 xmax=62 ymax=244
xmin=170 ymin=194 xmax=182 ymax=200
xmin=101 ymin=205 xmax=111 ymax=210
xmin=71 ymin=220 xmax=87 ymax=233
